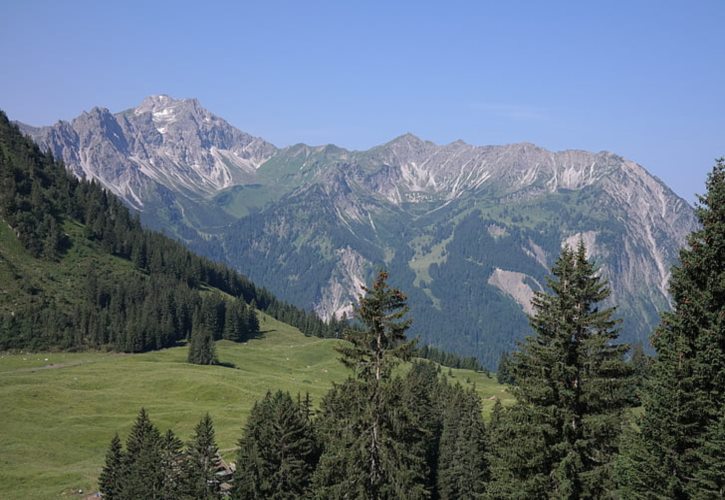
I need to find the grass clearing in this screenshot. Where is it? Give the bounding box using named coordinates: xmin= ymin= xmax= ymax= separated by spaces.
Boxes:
xmin=0 ymin=312 xmax=511 ymax=499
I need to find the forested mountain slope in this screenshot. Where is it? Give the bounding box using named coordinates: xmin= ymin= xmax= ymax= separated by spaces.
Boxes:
xmin=0 ymin=110 xmax=337 ymax=351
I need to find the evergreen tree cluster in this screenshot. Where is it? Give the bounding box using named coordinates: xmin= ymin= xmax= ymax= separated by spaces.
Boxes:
xmin=487 ymin=242 xmax=633 ymax=498
xmin=617 ymin=159 xmax=725 ymax=499
xmin=187 ymin=293 xmax=261 ymax=365
xmin=235 ymin=272 xmax=491 ymax=499
xmin=104 ymin=366 xmax=488 ymax=499
xmin=0 ymin=265 xmax=261 ymax=353
xmin=102 ymin=273 xmax=492 ymax=499
xmin=232 ymin=191 xmax=723 ymax=499
xmin=495 ymin=350 xmax=515 ymax=385
xmin=416 ymin=343 xmax=484 ymax=372
xmin=99 ymin=409 xmax=228 ymax=499
xmin=0 ymin=111 xmax=339 ymax=351
xmin=0 ymin=112 xmax=71 ymax=260
xmin=234 ymin=391 xmax=319 ymax=498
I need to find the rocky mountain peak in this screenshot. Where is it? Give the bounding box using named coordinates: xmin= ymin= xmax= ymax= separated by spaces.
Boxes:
xmin=382 ymin=132 xmax=434 ymax=154
xmin=134 ymin=94 xmax=202 ymax=114
xmin=21 ymin=95 xmax=278 ymax=205
xmin=135 ymin=94 xmax=177 ymax=111
xmin=130 ymin=95 xmax=213 ymax=136
xmin=387 ymin=132 xmax=425 ymax=146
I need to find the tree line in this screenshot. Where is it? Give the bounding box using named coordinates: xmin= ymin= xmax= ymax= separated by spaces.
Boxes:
xmin=415 ymin=343 xmax=484 ymax=372
xmin=99 ymin=409 xmax=228 ymax=499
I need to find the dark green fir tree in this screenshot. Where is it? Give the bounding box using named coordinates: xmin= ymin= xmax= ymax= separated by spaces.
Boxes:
xmin=99 ymin=434 xmax=124 ymax=500
xmin=487 ymin=399 xmax=550 ymax=499
xmin=488 ymin=242 xmax=632 ymax=499
xmin=222 ymin=299 xmax=245 ymax=341
xmin=335 ymin=270 xmax=415 ymax=382
xmin=233 ymin=390 xmax=319 ymax=499
xmin=188 ymin=318 xmax=217 ymax=365
xmin=627 ymin=341 xmax=651 ymax=405
xmin=436 ymin=386 xmax=488 ymax=499
xmin=159 ymin=429 xmax=184 ymax=500
xmin=618 ymin=160 xmax=725 ymax=498
xmin=184 ymin=413 xmax=221 ymax=499
xmin=400 ymin=361 xmax=446 ymax=494
xmin=496 ymin=351 xmax=515 ymax=385
xmin=122 ymin=408 xmax=164 ymax=499
xmin=312 ymin=271 xmax=429 ymax=499
xmin=692 ymin=413 xmax=725 ymax=498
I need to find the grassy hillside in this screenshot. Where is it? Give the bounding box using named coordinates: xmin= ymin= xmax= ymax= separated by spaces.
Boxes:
xmin=0 ymin=313 xmax=512 ymax=499
xmin=0 ymin=219 xmax=140 ymax=315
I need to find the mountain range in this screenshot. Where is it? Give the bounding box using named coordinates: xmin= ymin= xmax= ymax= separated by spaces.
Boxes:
xmin=18 ymin=95 xmax=699 ymax=368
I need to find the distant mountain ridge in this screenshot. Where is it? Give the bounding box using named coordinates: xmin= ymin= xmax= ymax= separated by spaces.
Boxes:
xmin=19 ymin=95 xmax=699 ymax=368
xmin=20 ymin=95 xmax=276 ymax=207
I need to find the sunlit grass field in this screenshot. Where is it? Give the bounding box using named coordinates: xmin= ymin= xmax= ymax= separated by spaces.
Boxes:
xmin=0 ymin=312 xmax=512 ymax=499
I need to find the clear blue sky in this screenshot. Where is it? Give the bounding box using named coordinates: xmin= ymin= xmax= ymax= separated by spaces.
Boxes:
xmin=2 ymin=0 xmax=723 ymax=202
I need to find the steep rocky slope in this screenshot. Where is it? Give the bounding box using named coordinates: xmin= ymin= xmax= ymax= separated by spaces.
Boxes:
xmin=19 ymin=95 xmax=276 ymax=238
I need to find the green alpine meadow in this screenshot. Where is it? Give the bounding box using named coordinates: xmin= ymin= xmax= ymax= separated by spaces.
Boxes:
xmin=0 ymin=326 xmax=507 ymax=499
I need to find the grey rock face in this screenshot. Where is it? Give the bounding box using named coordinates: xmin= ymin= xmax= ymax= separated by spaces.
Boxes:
xmin=349 ymin=140 xmax=693 ymax=315
xmin=20 ymin=95 xmax=276 ymax=209
xmin=257 ymin=136 xmax=695 ymax=321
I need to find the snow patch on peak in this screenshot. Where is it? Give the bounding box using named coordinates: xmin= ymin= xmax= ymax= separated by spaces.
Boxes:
xmin=153 ymin=107 xmax=176 ymax=120
xmin=135 ymin=95 xmax=177 ymax=114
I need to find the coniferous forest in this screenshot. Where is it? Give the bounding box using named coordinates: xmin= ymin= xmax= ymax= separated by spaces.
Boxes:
xmin=1 ymin=106 xmax=724 ymax=498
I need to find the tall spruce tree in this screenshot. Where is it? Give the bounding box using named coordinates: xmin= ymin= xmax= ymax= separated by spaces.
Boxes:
xmin=122 ymin=408 xmax=164 ymax=499
xmin=487 ymin=400 xmax=551 ymax=498
xmin=313 ymin=377 xmax=430 ymax=500
xmin=99 ymin=434 xmax=124 ymax=500
xmin=627 ymin=341 xmax=651 ymax=405
xmin=313 ymin=270 xmax=429 ymax=499
xmin=618 ymin=160 xmax=725 ymax=498
xmin=335 ymin=270 xmax=415 ymax=381
xmin=188 ymin=317 xmax=217 ymax=365
xmin=223 ymin=299 xmax=245 ymax=341
xmin=487 ymin=242 xmax=632 ymax=498
xmin=401 ymin=361 xmax=447 ymax=494
xmin=496 ymin=351 xmax=515 ymax=385
xmin=184 ymin=413 xmax=222 ymax=499
xmin=159 ymin=429 xmax=184 ymax=500
xmin=233 ymin=390 xmax=319 ymax=499
xmin=436 ymin=386 xmax=488 ymax=499
xmin=692 ymin=413 xmax=725 ymax=498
